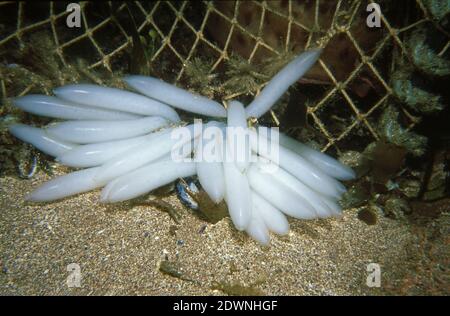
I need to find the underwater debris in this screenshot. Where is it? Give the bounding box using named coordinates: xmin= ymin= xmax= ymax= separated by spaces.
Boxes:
xmin=278 ymin=89 xmax=308 ymax=128
xmin=422 ymin=149 xmax=449 ymax=201
xmin=0 ymin=112 xmax=54 ymax=178
xmin=151 ymin=182 xmax=175 ymax=196
xmin=392 ymin=70 xmax=444 ymax=114
xmin=377 ymin=105 xmax=427 ymax=157
xmin=0 ymin=30 xmax=128 ymax=96
xmin=398 ymin=178 xmax=422 ymax=199
xmin=0 ymin=32 xmax=97 ymax=96
xmin=5 ymin=33 xmax=62 ymax=90
xmin=158 ymin=260 xmax=195 ymax=283
xmin=340 ymin=181 xmax=371 ymax=209
xmin=384 ymin=197 xmax=411 ymax=220
xmin=1 ymin=62 xmax=52 ymax=97
xmin=338 ymin=150 xmax=371 ymax=178
xmin=340 ymin=127 xmax=446 ymax=225
xmin=176 ymin=178 xmax=229 ymax=224
xmin=357 ymin=207 xmax=378 ymax=226
xmin=405 ymin=27 xmax=450 ymax=77
xmin=184 ymin=57 xmax=219 ymax=99
xmin=169 ymin=225 xmax=178 ymax=237
xmin=221 ymin=53 xmax=267 ymax=96
xmin=121 ymin=3 xmax=153 ymax=76
xmin=135 ymin=198 xmax=182 ymax=224
xmin=211 ymin=281 xmax=266 ymax=296
xmin=410 ymin=198 xmax=450 ymax=221
xmin=341 ymin=136 xmax=423 ymax=225
xmin=371 ymin=141 xmax=407 ymax=185
xmin=144 ymin=29 xmax=161 ymax=60
xmin=16 ymin=146 xmax=38 ymax=179
xmin=221 ymin=51 xmax=297 ymax=98
xmin=422 ymin=0 xmax=450 ymax=25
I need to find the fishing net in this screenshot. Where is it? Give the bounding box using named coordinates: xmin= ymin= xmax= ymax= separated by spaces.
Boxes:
xmin=1 ymin=1 xmax=448 ymax=154
xmin=0 ymin=1 xmax=449 ymax=296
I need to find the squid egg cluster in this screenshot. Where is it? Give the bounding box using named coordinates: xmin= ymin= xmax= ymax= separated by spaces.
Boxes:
xmin=8 ymin=49 xmax=355 ymax=245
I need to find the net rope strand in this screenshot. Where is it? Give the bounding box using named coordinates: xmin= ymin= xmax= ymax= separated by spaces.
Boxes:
xmin=0 ymin=0 xmax=448 ymax=154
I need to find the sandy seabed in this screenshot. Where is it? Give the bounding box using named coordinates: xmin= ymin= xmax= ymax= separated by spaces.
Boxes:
xmin=0 ymin=168 xmax=440 ymax=296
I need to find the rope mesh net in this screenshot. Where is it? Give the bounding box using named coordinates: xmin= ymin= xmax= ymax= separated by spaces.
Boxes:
xmin=1 ymin=1 xmax=448 ymax=295
xmin=0 ymin=0 xmax=448 ymax=155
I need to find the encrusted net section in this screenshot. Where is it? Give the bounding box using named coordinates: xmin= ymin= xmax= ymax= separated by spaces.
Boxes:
xmin=0 ymin=1 xmax=448 ymax=154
